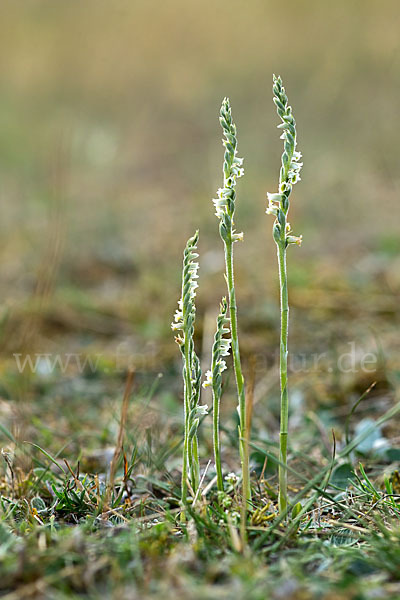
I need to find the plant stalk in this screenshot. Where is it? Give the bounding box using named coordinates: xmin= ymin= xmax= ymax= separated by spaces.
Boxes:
xmin=213 ymin=384 xmax=223 ymax=492
xmin=277 ymin=239 xmax=289 ymax=515
xmin=181 ymin=342 xmax=192 ymax=507
xmin=267 ymin=75 xmax=302 ymax=516
xmin=191 ymin=435 xmax=200 ymax=490
xmin=225 ymin=241 xmax=250 ymax=501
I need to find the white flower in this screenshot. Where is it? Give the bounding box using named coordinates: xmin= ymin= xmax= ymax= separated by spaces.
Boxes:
xmin=266 ymin=204 xmax=279 ymax=216
xmin=195 ymin=404 xmax=208 ymax=416
xmin=218 ymin=360 xmax=227 ymax=374
xmin=212 ymin=188 xmax=229 ymax=218
xmin=293 ymin=151 xmax=302 ymax=161
xmin=202 ymin=370 xmax=213 ymax=388
xmin=232 ymin=231 xmax=243 ymax=243
xmin=171 ymin=299 xmax=184 ymax=331
xmin=267 ymin=192 xmax=283 ymax=203
xmin=286 ymin=234 xmax=302 ymax=246
xmin=219 ymin=337 xmax=231 ymax=357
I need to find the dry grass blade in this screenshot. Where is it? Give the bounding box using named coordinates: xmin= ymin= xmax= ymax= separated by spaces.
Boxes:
xmin=107 ymin=368 xmax=135 ymax=504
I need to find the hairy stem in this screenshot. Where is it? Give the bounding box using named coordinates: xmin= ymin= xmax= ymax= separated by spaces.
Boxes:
xmin=181 ymin=343 xmax=192 ymax=506
xmin=191 ymin=435 xmax=200 ymax=491
xmin=213 ymin=386 xmax=223 ymax=492
xmin=277 ymin=240 xmax=289 ymax=515
xmin=225 ymin=241 xmax=250 ymax=501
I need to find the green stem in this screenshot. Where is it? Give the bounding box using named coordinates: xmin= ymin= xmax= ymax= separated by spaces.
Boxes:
xmin=181 ymin=343 xmax=192 ymax=507
xmin=212 ymin=384 xmax=223 ymax=492
xmin=191 ymin=435 xmax=200 ymax=490
xmin=277 ymin=240 xmax=289 ymax=516
xmin=181 ymin=413 xmax=189 ymax=513
xmin=187 ymin=426 xmax=194 ymax=489
xmin=225 ymin=241 xmax=250 ymax=501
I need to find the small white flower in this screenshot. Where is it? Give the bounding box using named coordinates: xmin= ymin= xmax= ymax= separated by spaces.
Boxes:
xmin=218 ymin=360 xmax=227 ymax=374
xmin=202 ymin=370 xmax=213 ymax=388
xmin=267 ymin=192 xmax=283 ymax=203
xmin=171 ymin=299 xmax=184 ymax=331
xmin=286 ymin=234 xmax=302 ymax=246
xmin=213 ymin=188 xmax=229 ymax=218
xmin=220 ymin=338 xmax=231 ymax=357
xmin=266 ymin=204 xmax=278 ymax=216
xmin=195 ymin=404 xmax=208 ymax=416
xmin=232 ymin=231 xmax=243 ymax=243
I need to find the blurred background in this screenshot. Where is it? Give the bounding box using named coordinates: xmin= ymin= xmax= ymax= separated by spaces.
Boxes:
xmin=0 ymin=0 xmax=399 ymax=460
